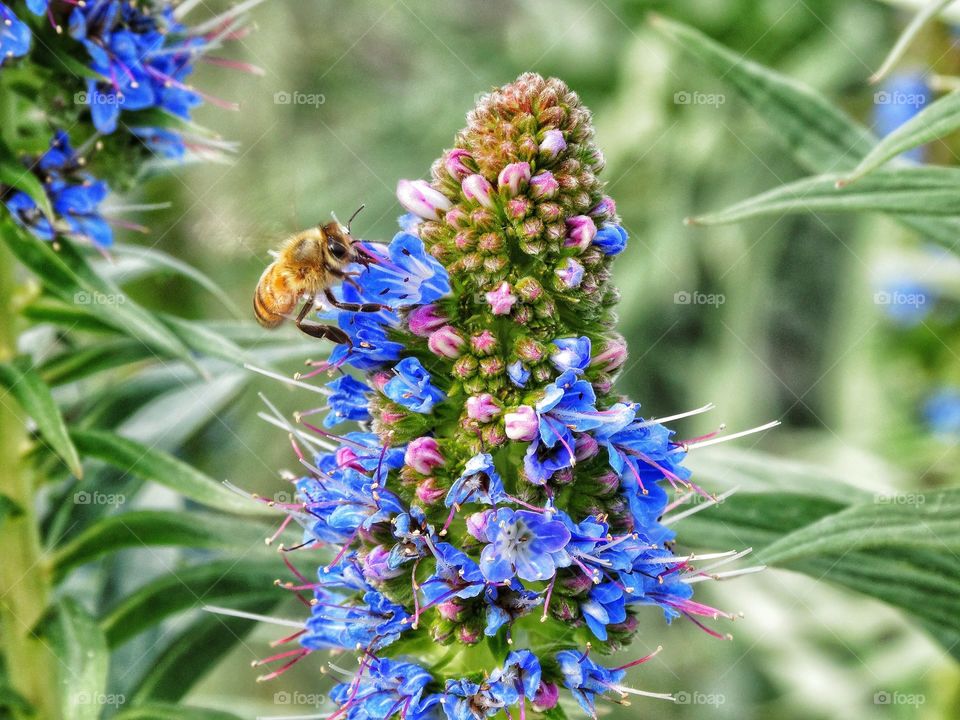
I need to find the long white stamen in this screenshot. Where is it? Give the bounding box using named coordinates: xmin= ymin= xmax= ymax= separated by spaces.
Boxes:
xmin=257 ymin=412 xmax=335 ymax=452
xmin=186 ymin=0 xmax=267 ymax=32
xmin=696 ymin=547 xmax=754 ymax=573
xmin=634 ymin=550 xmax=741 ymax=565
xmin=662 ymin=487 xmax=740 ymax=525
xmin=610 ymin=685 xmax=675 ymax=702
xmin=636 ymin=403 xmax=716 ymax=428
xmin=684 ymin=420 xmax=780 ymax=450
xmin=246 ymin=364 xmax=332 ymax=395
xmin=203 ymin=605 xmax=305 ymax=629
xmin=684 ymin=565 xmax=766 ymax=584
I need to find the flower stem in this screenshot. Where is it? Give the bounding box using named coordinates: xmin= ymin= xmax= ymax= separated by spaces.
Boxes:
xmin=0 ymin=230 xmax=58 ymax=720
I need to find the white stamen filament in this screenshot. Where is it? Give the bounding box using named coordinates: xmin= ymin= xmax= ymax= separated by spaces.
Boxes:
xmin=662 ymin=487 xmax=740 ymax=525
xmin=203 ymin=605 xmax=305 ymax=629
xmin=246 ymin=364 xmax=332 ymax=395
xmin=611 ymin=685 xmax=676 ymax=702
xmin=684 ymin=565 xmax=767 ymax=584
xmin=696 ymin=547 xmax=754 ymax=573
xmin=684 ymin=420 xmax=781 ymax=450
xmin=636 ymin=402 xmax=716 ymax=428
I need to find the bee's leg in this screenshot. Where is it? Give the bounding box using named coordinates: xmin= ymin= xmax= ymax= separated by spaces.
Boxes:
xmin=294 ymin=299 xmax=352 ymax=346
xmin=324 ymin=288 xmax=390 ymax=313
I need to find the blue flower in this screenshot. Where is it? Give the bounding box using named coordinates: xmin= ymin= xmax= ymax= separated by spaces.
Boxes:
xmin=549 ymin=336 xmax=591 ymax=373
xmin=488 ymin=651 xmax=542 ymax=703
xmin=3 ymin=192 xmax=54 ymax=241
xmin=877 ymin=280 xmax=933 ymax=326
xmin=442 ymin=679 xmax=506 ymax=720
xmin=484 ymin=579 xmax=543 ymax=636
xmin=302 ymin=589 xmax=410 ymax=652
xmin=445 ymin=453 xmax=507 ymax=507
xmin=297 ymin=468 xmax=405 ymax=545
xmin=383 ymin=356 xmax=445 ymax=413
xmin=51 ymin=180 xmax=113 ymax=248
xmin=330 ymin=311 xmax=405 ymax=371
xmin=556 ymin=650 xmax=626 ymax=717
xmin=130 ymin=127 xmax=187 ymax=159
xmin=581 ymin=582 xmax=627 ymax=641
xmin=924 ymin=387 xmax=960 ymax=435
xmin=593 ymin=224 xmax=628 ymax=255
xmin=361 ymin=232 xmax=450 ymax=307
xmin=0 ymin=3 xmax=31 ymax=60
xmin=507 ymin=360 xmax=530 ymax=388
xmin=873 ymin=73 xmax=930 ymax=162
xmin=419 ymin=541 xmax=485 ymax=605
xmin=324 ymin=375 xmax=372 ymax=428
xmin=329 ymin=658 xmax=440 ymax=720
xmin=388 ymin=506 xmax=433 ymax=568
xmin=478 ymin=508 xmax=571 ymax=582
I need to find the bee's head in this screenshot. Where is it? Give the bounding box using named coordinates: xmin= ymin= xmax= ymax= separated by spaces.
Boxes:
xmin=319 ymin=221 xmax=356 ymax=271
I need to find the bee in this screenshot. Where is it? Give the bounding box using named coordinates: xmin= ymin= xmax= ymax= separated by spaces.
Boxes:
xmin=253 ymin=206 xmax=387 ymax=345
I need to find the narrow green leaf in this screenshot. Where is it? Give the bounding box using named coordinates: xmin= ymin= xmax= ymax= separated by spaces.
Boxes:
xmin=0 ymin=493 xmax=23 ymax=530
xmin=159 ymin=315 xmax=252 ymax=367
xmin=689 ymin=167 xmax=960 ymax=226
xmin=841 ymin=90 xmax=960 ymax=184
xmin=114 ymin=704 xmax=245 ymax=720
xmin=0 ymin=359 xmax=83 ymax=477
xmin=23 ymin=294 xmax=119 ymax=334
xmin=101 ymin=559 xmax=282 ymax=648
xmin=758 ymin=488 xmax=960 ymax=564
xmin=129 ymin=595 xmax=281 ymax=705
xmin=47 ymin=598 xmax=109 ymax=720
xmin=50 ymin=510 xmax=270 ymax=580
xmin=0 ymin=138 xmax=54 ymax=218
xmin=39 ymin=339 xmax=152 ymax=386
xmin=869 ymin=0 xmax=956 ymax=84
xmin=69 ymin=429 xmax=272 ymax=516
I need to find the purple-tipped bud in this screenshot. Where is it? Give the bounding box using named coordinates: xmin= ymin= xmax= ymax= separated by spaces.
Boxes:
xmin=397 ymin=179 xmax=452 ymax=219
xmin=505 ymin=405 xmax=538 ymax=441
xmin=529 ymin=171 xmax=559 ymax=199
xmin=444 ymin=149 xmax=474 ymax=180
xmin=462 ymin=173 xmax=496 ymax=209
xmin=505 ymin=197 xmax=532 ymax=220
xmin=405 ymin=436 xmax=445 ymax=474
xmin=445 ymin=206 xmax=470 ymax=229
xmin=485 ymin=282 xmax=517 ymax=316
xmin=555 ymin=258 xmax=585 ymax=289
xmin=457 ymin=625 xmax=482 ymax=644
xmin=497 ymin=161 xmax=531 ymax=196
xmin=574 ymin=433 xmax=600 ymax=461
xmin=595 ymin=470 xmax=621 ymax=495
xmin=564 ymin=215 xmax=597 ymax=250
xmin=453 ymin=355 xmax=478 ymax=379
xmin=408 ymin=303 xmax=447 ymax=337
xmin=379 ymin=408 xmax=407 ymax=425
xmin=415 ymin=477 xmax=447 ymax=505
xmin=335 ymin=446 xmax=364 ymax=471
xmin=471 ymin=330 xmax=497 ymax=355
xmin=590 ymin=195 xmax=616 ymax=218
xmin=437 ymin=601 xmax=463 ymax=621
xmin=516 ymin=338 xmax=546 ymax=363
xmin=592 ymin=336 xmax=628 ymax=372
xmin=466 ymin=510 xmax=493 ymax=541
xmin=562 ymin=572 xmax=595 ymax=594
xmin=428 ymin=325 xmax=466 ymax=358
xmin=467 ymin=393 xmax=501 ymax=422
xmin=539 ymin=129 xmax=567 ymax=160
xmin=363 ymin=545 xmax=404 ymax=582
xmin=533 ymin=683 xmax=560 ymax=712
xmin=479 ymin=357 xmax=504 ymax=377
xmin=515 ymin=277 xmax=544 ymax=303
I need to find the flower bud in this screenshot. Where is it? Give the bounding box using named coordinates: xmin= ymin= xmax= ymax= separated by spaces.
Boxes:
xmin=484 ymin=282 xmax=517 ymax=316
xmin=405 ymin=436 xmax=445 ymax=474
xmin=428 ymin=325 xmax=466 ymax=358
xmin=590 ymin=195 xmax=616 ymax=219
xmin=497 ymin=161 xmax=531 ymax=196
xmin=529 ymin=171 xmax=559 ymax=199
xmin=515 ymin=337 xmax=545 ymax=363
xmin=555 ymin=258 xmax=584 ymax=289
xmin=574 ymin=433 xmax=600 ymax=461
xmin=539 ymin=129 xmax=566 ymax=160
xmin=533 ymin=683 xmax=560 ymax=712
xmin=471 ymin=329 xmax=497 ymax=355
xmin=593 ymin=223 xmax=628 ymax=255
xmin=466 ymin=510 xmax=493 ymax=541
xmin=444 ymin=149 xmax=474 ymax=180
xmin=505 ymin=197 xmax=532 ymax=220
xmin=505 ymin=405 xmax=538 ymax=441
xmin=363 ymin=545 xmax=403 ymax=582
xmin=479 ymin=356 xmax=504 ymax=377
xmin=457 ymin=625 xmax=482 ymax=645
xmin=437 ymin=601 xmax=463 ymax=621
xmin=467 ymin=393 xmax=501 ymax=422
xmin=397 ymin=178 xmax=452 ymax=219
xmin=408 ymin=303 xmax=447 ymax=336
xmin=507 ymin=361 xmax=530 ymax=388
xmin=515 ymin=276 xmax=543 ymax=303
xmin=453 ymin=354 xmax=478 ymax=379
xmin=445 ymin=206 xmax=470 ymax=229
xmin=591 ymin=335 xmax=628 ymax=372
xmin=462 ymin=173 xmax=496 ymax=209
xmin=415 ymin=477 xmax=447 ymax=505
xmin=470 ymin=207 xmax=495 ymax=227
xmin=564 ymin=215 xmax=597 ymax=250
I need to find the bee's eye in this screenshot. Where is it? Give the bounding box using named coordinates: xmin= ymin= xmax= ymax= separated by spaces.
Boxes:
xmin=327 ymin=238 xmax=348 ymax=261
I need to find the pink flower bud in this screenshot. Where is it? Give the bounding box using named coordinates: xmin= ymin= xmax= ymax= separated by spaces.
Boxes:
xmin=405 ymin=436 xmax=445 ymax=474
xmin=505 ymin=197 xmax=532 ymax=220
xmin=444 ymin=149 xmax=474 ymax=180
xmin=408 ymin=304 xmax=447 ymax=336
xmin=445 ymin=206 xmax=470 ymax=229
xmin=370 ymin=371 xmax=392 ymax=392
xmin=505 ymin=405 xmax=538 ymax=441
xmin=397 ymin=179 xmax=452 ymax=219
xmin=466 ymin=393 xmax=501 ymax=422
xmin=529 ymin=171 xmax=559 ymax=199
xmin=484 ymin=282 xmax=517 ymax=316
xmin=462 ymin=173 xmax=496 ymax=209
xmin=574 ymin=433 xmax=600 ymax=461
xmin=497 ymin=161 xmax=531 ymax=196
xmin=539 ymin=129 xmax=566 ymax=160
xmin=437 ymin=601 xmax=463 ymax=621
xmin=564 ymin=215 xmax=597 ymax=250
xmin=592 ymin=336 xmax=628 ymax=372
xmin=335 ymin=447 xmax=364 ymax=471
xmin=379 ymin=408 xmax=407 ymax=425
xmin=415 ymin=477 xmax=447 ymax=505
xmin=428 ymin=325 xmax=466 ymax=358
xmin=590 ymin=195 xmax=616 ymax=218
xmin=533 ymin=683 xmax=560 ymax=712
xmin=457 ymin=626 xmax=482 ymax=644
xmin=470 ymin=330 xmax=497 ymax=354
xmin=556 ymin=257 xmax=585 ymax=289
xmin=466 ymin=510 xmax=493 ymax=541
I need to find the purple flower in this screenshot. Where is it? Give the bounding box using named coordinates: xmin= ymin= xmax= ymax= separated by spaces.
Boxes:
xmin=466 ymin=393 xmax=501 ymax=422
xmin=397 ymin=178 xmax=452 ymax=219
xmin=556 ymin=258 xmax=585 ymax=288
xmin=529 ymin=170 xmax=559 ymax=199
xmin=478 ymin=508 xmax=571 ymax=582
xmin=564 ymin=215 xmax=597 ymax=250
xmin=444 ymin=149 xmax=474 ymax=180
xmin=539 ymin=129 xmax=567 ymax=160
xmin=383 ymin=357 xmax=445 ymax=414
xmin=497 ymin=161 xmax=531 ymax=196
xmin=427 ymin=325 xmax=466 ymax=358
xmin=408 ymin=303 xmax=447 ymax=336
xmin=404 ymin=436 xmax=445 ymax=474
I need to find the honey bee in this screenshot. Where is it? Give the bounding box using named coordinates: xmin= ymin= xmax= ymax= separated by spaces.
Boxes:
xmin=253 ymin=206 xmax=387 ymax=345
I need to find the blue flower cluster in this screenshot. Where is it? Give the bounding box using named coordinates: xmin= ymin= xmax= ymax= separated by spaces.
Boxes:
xmin=0 ymin=3 xmax=31 ymax=61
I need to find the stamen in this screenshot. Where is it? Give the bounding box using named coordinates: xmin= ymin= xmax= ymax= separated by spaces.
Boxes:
xmin=683 ymin=420 xmax=781 ymax=450
xmin=662 ymin=487 xmax=739 ymax=525
xmin=202 ymin=605 xmax=304 ymax=629
xmin=635 ymin=403 xmax=716 ymax=427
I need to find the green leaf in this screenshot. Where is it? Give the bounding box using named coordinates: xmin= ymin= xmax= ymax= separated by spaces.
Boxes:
xmin=114 ymin=704 xmax=245 ymax=720
xmin=0 ymin=493 xmax=23 ymax=530
xmin=159 ymin=315 xmax=252 ymax=367
xmin=869 ymin=0 xmax=956 ymax=84
xmin=39 ymin=339 xmax=152 ymax=386
xmin=101 ymin=559 xmax=282 ymax=648
xmin=50 ymin=510 xmax=270 ymax=580
xmin=688 ymin=167 xmax=960 ymax=226
xmin=23 ymin=295 xmax=119 ymax=334
xmin=840 ymin=90 xmax=960 ymax=184
xmin=69 ymin=429 xmax=272 ymax=516
xmin=47 ymin=598 xmax=109 ymax=720
xmin=129 ymin=595 xmax=281 ymax=705
xmin=0 ymin=138 xmax=53 ymax=218
xmin=0 ymin=358 xmax=83 ymax=477
xmin=758 ymin=488 xmax=960 ymax=564
xmin=649 ymin=14 xmax=960 ymax=246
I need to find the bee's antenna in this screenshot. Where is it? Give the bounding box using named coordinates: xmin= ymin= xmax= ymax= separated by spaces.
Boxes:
xmin=346 ymin=204 xmax=365 ymax=234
